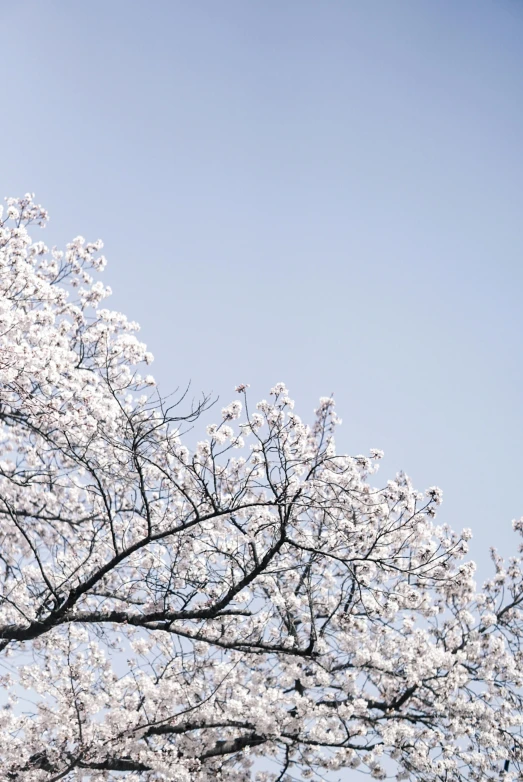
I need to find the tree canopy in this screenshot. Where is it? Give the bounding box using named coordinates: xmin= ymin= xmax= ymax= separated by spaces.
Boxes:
xmin=1 ymin=195 xmax=522 ymax=781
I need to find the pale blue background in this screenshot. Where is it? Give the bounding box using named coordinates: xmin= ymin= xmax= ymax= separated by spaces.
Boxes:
xmin=2 ymin=0 xmax=523 ymax=579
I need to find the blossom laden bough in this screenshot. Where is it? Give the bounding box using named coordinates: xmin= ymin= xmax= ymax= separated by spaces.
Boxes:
xmin=0 ymin=195 xmax=522 ymax=781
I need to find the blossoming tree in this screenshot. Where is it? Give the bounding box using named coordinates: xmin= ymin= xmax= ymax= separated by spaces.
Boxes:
xmin=0 ymin=195 xmax=522 ymax=781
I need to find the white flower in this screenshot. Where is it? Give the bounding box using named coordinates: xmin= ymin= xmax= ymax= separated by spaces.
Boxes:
xmin=221 ymin=400 xmax=242 ymax=420
xmin=426 ymin=486 xmax=443 ymax=505
xmin=482 ymin=612 xmax=497 ymax=627
xmin=270 ymin=382 xmax=288 ymax=396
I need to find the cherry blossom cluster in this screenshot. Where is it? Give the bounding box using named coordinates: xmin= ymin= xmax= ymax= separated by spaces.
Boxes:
xmin=0 ymin=196 xmax=522 ymax=781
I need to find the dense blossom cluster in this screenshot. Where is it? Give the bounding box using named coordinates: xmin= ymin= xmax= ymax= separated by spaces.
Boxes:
xmin=0 ymin=196 xmax=522 ymax=781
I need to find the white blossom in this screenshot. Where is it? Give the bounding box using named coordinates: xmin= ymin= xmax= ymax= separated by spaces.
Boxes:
xmin=0 ymin=196 xmax=521 ymax=781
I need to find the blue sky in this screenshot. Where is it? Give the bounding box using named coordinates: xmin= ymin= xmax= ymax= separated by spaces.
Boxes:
xmin=2 ymin=0 xmax=523 ymax=573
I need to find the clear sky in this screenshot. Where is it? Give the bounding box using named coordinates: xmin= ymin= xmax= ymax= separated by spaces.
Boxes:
xmin=1 ymin=0 xmax=523 ymax=575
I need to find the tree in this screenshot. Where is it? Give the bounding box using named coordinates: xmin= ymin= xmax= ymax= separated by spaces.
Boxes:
xmin=0 ymin=195 xmax=522 ymax=782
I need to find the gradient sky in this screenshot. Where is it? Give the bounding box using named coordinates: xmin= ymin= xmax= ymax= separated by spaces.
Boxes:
xmin=2 ymin=0 xmax=523 ymax=580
